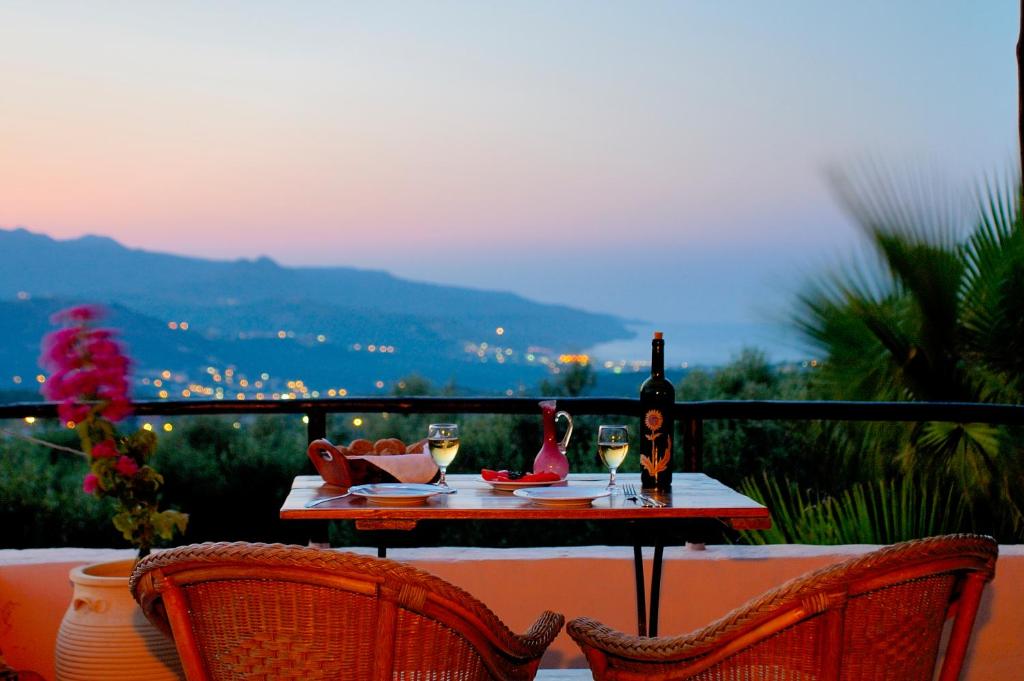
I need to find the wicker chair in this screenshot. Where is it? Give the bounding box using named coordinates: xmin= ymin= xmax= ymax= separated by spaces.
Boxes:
xmin=130 ymin=542 xmax=564 ymax=680
xmin=568 ymin=534 xmax=997 ymax=681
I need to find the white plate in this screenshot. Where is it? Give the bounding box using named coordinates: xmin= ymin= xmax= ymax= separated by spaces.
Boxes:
xmin=349 ymin=483 xmax=443 ymax=505
xmin=513 ymin=486 xmax=611 ymax=507
xmin=479 ymin=476 xmax=566 ymax=492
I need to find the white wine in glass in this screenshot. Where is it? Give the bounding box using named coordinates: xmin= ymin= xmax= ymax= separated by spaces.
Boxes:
xmin=428 ymin=423 xmax=460 ymax=489
xmin=597 ymin=425 xmax=629 ymax=494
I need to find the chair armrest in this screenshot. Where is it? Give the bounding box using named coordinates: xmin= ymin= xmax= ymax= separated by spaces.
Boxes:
xmin=515 ymin=610 xmax=565 ymax=658
xmin=567 ymin=616 xmax=733 ymax=664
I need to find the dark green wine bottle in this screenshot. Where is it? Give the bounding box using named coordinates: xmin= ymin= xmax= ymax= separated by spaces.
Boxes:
xmin=639 ymin=331 xmax=674 ymax=490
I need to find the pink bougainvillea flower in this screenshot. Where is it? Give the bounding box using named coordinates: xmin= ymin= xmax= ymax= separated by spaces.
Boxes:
xmin=115 ymin=455 xmax=139 ymax=477
xmin=82 ymin=473 xmax=100 ymax=495
xmin=50 ymin=305 xmax=103 ymax=325
xmin=64 ymin=369 xmax=101 ymax=398
xmin=40 ymin=327 xmax=81 ymax=370
xmin=101 ymin=398 xmax=133 ymax=422
xmin=91 ymin=439 xmax=119 ymax=459
xmin=57 ymin=399 xmax=91 ymax=424
xmin=41 ymin=369 xmax=68 ymax=401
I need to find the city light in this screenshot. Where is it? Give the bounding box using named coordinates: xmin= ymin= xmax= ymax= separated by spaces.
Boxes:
xmin=143 ymin=423 xmax=153 ymax=431
xmin=35 ymin=374 xmax=45 ymax=384
xmin=496 ymin=327 xmax=505 ymax=335
xmin=352 ymin=417 xmax=364 ymax=427
xmin=24 ymin=416 xmax=35 ymax=424
xmin=12 ymin=376 xmax=21 ymax=384
xmin=163 ymin=423 xmax=173 ymax=432
xmin=558 ymin=354 xmax=590 ymax=365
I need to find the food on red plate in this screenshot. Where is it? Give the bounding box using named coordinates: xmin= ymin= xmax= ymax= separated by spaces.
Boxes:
xmin=481 ymin=469 xmax=562 ymax=483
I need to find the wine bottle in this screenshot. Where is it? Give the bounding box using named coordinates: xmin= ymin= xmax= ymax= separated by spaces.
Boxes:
xmin=639 ymin=331 xmax=674 ymax=490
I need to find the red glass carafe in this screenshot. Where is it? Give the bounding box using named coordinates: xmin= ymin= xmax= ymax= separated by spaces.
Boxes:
xmin=533 ymin=400 xmax=573 ymax=478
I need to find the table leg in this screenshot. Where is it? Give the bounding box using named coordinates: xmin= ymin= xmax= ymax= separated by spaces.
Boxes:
xmin=307 ymin=520 xmax=330 ymax=549
xmin=378 ymin=546 xmax=387 ymax=558
xmin=649 ymin=544 xmax=664 ymax=636
xmin=632 ymin=545 xmax=647 ymax=637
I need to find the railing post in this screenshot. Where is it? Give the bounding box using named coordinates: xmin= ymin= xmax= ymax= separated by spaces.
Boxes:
xmin=306 ymin=409 xmax=326 ymax=444
xmin=304 ymin=408 xmax=331 ymax=548
xmin=681 ymin=416 xmax=703 ymax=473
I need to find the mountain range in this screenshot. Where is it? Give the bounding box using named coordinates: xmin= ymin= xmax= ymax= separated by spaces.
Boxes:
xmin=0 ymin=227 xmax=633 ymax=396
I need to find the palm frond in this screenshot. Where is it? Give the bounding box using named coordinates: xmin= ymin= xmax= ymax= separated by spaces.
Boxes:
xmin=738 ymin=473 xmax=967 ymax=545
xmin=960 ymin=174 xmax=1024 ymax=398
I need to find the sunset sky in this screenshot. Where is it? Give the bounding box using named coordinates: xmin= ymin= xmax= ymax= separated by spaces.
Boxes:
xmin=0 ymin=2 xmax=1016 ymax=353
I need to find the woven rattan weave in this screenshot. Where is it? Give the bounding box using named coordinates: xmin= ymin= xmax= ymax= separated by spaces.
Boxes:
xmin=131 ymin=542 xmax=564 ymax=680
xmin=567 ymin=534 xmax=997 ymax=681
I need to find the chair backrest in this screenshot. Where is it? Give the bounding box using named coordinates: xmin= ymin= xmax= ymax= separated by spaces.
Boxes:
xmin=569 ymin=534 xmax=997 ymax=681
xmin=131 ymin=542 xmax=561 ymax=681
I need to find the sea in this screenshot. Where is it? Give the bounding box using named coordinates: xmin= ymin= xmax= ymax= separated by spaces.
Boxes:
xmin=584 ymin=321 xmax=809 ymax=368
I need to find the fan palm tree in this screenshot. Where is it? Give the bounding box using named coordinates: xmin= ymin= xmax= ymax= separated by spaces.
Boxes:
xmin=795 ymin=166 xmax=1024 ymax=533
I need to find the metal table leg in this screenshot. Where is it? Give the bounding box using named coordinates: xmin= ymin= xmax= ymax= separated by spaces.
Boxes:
xmin=649 ymin=544 xmax=664 ymax=636
xmin=632 ymin=545 xmax=647 ymax=636
xmin=633 ymin=544 xmax=666 ymax=637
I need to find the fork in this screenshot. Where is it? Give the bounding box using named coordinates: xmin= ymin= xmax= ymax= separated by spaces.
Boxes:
xmin=622 ymin=484 xmax=647 ymax=507
xmin=304 ymin=491 xmax=351 ymax=508
xmin=623 ymin=484 xmax=665 ymax=507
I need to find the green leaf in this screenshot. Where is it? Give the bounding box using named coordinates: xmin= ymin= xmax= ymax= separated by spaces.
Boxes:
xmin=152 ymin=510 xmax=189 ymax=540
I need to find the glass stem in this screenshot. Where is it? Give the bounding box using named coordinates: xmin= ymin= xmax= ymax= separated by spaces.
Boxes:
xmin=438 ymin=466 xmax=448 ymax=487
xmin=608 ymin=468 xmax=617 ymax=489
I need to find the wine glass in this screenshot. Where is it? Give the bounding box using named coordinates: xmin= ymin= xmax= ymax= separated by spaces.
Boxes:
xmin=427 ymin=423 xmax=460 ymax=490
xmin=597 ymin=425 xmax=629 ymax=494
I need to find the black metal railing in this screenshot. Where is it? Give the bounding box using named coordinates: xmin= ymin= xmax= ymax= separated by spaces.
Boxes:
xmin=3 ymin=397 xmax=1024 ymax=472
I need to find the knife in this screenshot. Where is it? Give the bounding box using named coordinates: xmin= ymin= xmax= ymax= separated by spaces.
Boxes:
xmin=638 ymin=493 xmax=665 ymax=507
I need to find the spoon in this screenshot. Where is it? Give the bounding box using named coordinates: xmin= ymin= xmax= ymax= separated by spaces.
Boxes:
xmin=304 ymin=491 xmax=351 ymax=508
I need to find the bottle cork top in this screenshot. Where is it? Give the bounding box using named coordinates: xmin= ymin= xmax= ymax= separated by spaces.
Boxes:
xmin=653 ymin=331 xmax=663 ymax=340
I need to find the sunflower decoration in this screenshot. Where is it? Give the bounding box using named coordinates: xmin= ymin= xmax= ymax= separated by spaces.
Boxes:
xmin=641 ymin=409 xmax=670 ymax=478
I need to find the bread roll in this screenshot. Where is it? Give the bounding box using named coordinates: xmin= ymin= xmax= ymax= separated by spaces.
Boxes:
xmin=374 ymin=438 xmax=406 ymax=455
xmin=349 ymin=438 xmax=374 ymax=455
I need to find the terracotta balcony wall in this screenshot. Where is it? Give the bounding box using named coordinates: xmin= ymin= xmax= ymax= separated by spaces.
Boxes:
xmin=1 ymin=543 xmax=1021 ymax=680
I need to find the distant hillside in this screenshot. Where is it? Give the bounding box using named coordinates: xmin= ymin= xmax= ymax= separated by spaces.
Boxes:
xmin=0 ymin=227 xmax=633 ymax=395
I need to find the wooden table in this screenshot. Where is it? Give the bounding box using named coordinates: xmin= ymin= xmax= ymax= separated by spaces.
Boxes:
xmin=281 ymin=472 xmax=770 ymax=636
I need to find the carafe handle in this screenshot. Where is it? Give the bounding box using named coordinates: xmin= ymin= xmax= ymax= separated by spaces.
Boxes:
xmin=556 ymin=411 xmax=573 ymax=453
